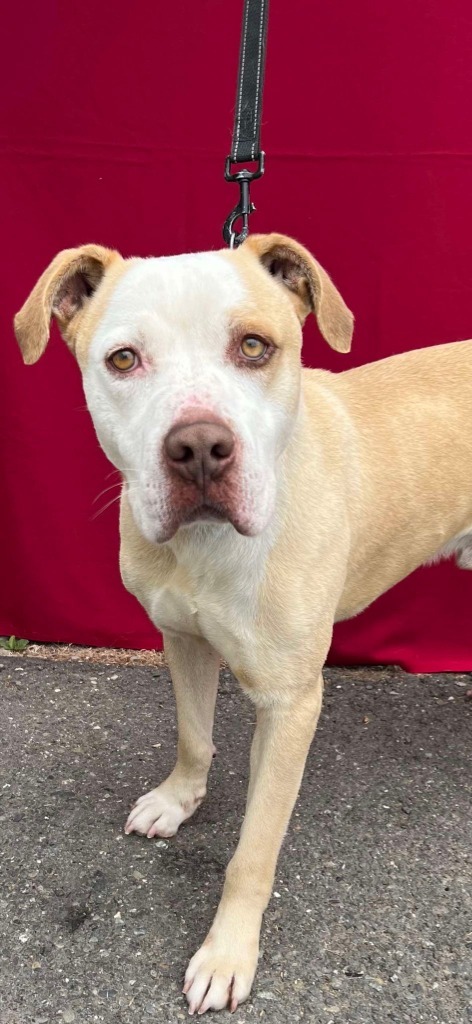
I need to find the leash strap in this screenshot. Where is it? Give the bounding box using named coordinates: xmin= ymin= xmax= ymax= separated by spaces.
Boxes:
xmin=223 ymin=0 xmax=269 ymax=247
xmin=231 ymin=0 xmax=269 ymax=164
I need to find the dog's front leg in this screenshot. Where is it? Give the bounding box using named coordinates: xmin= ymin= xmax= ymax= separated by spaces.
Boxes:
xmin=184 ymin=674 xmax=323 ymax=1014
xmin=125 ymin=633 xmax=219 ymax=838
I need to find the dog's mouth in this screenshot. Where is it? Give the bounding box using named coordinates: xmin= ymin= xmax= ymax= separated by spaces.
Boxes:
xmin=156 ymin=496 xmax=258 ymax=543
xmin=179 ymin=502 xmax=230 ymax=528
xmin=133 ymin=454 xmax=275 ymax=544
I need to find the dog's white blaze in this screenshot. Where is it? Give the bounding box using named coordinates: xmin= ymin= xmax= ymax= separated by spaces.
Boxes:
xmin=83 ymin=252 xmax=293 ymax=545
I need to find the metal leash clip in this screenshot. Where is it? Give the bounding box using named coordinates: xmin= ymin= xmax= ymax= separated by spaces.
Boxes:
xmin=223 ymin=153 xmax=265 ymax=248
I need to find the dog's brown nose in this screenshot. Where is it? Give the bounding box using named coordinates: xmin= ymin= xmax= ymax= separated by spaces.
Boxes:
xmin=163 ymin=419 xmax=235 ymax=489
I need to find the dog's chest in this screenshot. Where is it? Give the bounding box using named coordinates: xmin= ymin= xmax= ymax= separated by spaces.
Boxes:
xmin=149 ymin=585 xmax=197 ymax=635
xmin=148 ymin=579 xmax=254 ymax=670
xmin=145 ymin=530 xmax=269 ymax=665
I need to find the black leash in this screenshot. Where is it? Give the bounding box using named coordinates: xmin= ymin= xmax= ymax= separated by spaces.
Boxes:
xmin=223 ymin=0 xmax=270 ymax=248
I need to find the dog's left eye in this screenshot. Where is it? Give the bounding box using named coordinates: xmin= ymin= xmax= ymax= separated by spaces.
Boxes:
xmin=240 ymin=336 xmax=269 ymax=361
xmin=108 ymin=349 xmax=138 ymax=372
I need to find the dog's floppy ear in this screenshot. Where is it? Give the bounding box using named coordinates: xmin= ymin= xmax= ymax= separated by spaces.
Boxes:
xmin=14 ymin=244 xmax=122 ymax=364
xmin=243 ymin=233 xmax=354 ymax=353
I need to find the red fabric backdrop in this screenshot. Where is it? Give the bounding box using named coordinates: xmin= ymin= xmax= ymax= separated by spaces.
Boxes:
xmin=2 ymin=1 xmax=472 ymax=670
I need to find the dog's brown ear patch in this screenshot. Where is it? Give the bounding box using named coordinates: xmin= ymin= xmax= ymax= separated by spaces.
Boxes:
xmin=14 ymin=244 xmax=122 ymax=365
xmin=244 ymin=233 xmax=354 ymax=353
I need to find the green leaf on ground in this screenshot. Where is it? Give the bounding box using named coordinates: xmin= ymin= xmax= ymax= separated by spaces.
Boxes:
xmin=0 ymin=636 xmax=30 ymax=652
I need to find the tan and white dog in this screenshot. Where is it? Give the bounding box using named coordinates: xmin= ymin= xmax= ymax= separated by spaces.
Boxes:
xmin=14 ymin=234 xmax=472 ymax=1014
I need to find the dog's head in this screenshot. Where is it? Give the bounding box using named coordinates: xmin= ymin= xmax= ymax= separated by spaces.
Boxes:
xmin=14 ymin=234 xmax=353 ymax=543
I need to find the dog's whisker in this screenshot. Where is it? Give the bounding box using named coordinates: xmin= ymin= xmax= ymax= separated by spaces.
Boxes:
xmin=92 ymin=483 xmax=141 ymax=520
xmin=104 ymin=467 xmax=139 ymax=480
xmin=91 ymin=493 xmax=124 ymax=520
xmin=93 ymin=482 xmax=123 ymax=504
xmin=92 ymin=471 xmax=141 ymax=504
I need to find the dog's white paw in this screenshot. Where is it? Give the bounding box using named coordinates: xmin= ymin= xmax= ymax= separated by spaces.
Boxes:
xmin=183 ymin=931 xmax=258 ymax=1015
xmin=124 ymin=779 xmax=205 ymax=839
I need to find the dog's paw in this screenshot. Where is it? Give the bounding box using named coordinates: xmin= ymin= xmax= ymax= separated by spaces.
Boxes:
xmin=183 ymin=931 xmax=258 ymax=1015
xmin=124 ymin=779 xmax=205 ymax=839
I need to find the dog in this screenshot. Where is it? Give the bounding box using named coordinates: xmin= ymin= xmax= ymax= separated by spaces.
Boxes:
xmin=14 ymin=233 xmax=472 ymax=1014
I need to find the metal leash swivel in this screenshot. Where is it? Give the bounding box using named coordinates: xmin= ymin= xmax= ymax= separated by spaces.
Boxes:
xmin=223 ymin=153 xmax=265 ymax=248
xmin=223 ymin=0 xmax=269 ymax=249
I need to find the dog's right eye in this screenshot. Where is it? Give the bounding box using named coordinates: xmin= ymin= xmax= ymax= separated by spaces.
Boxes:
xmin=108 ymin=348 xmax=138 ymax=372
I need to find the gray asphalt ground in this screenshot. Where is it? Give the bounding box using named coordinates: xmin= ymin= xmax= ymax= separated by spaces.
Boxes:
xmin=0 ymin=658 xmax=470 ymax=1024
